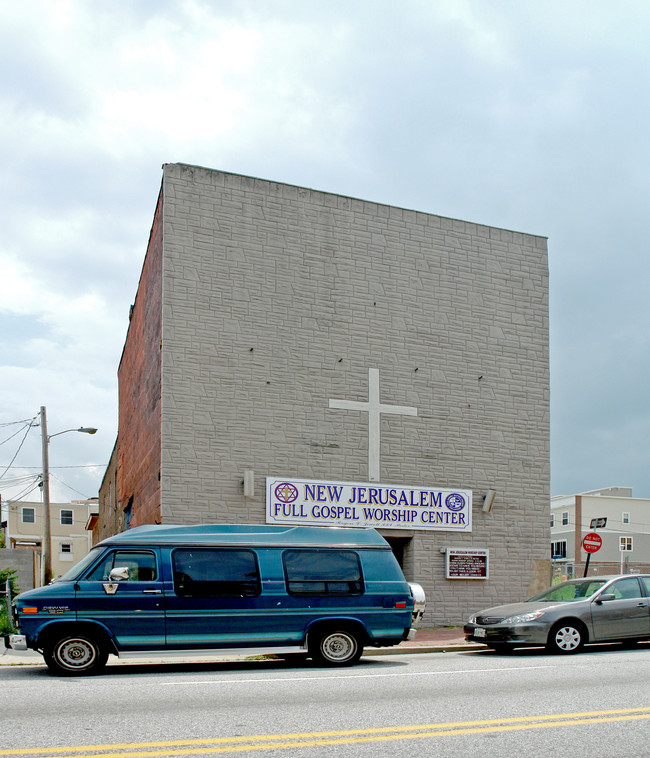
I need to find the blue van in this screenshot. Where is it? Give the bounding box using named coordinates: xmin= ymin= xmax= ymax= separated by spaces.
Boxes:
xmin=5 ymin=524 xmax=425 ymax=675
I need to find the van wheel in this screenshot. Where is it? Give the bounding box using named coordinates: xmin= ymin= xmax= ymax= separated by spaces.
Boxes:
xmin=309 ymin=628 xmax=363 ymax=666
xmin=43 ymin=634 xmax=108 ymax=676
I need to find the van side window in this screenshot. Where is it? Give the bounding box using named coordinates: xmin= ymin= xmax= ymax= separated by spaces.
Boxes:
xmin=283 ymin=549 xmax=363 ymax=596
xmin=173 ymin=549 xmax=260 ymax=598
xmin=85 ymin=551 xmax=158 ymax=582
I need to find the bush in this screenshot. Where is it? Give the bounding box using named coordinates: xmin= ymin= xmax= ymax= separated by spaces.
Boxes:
xmin=0 ymin=568 xmax=20 ymax=635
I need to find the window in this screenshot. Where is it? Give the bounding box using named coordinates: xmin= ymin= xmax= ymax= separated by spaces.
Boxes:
xmin=173 ymin=549 xmax=260 ymax=597
xmin=60 ymin=543 xmax=72 ymax=554
xmin=620 ymin=536 xmax=633 ymax=552
xmin=622 ymin=512 xmax=630 ymax=525
xmin=550 ymin=514 xmax=555 ymax=528
xmin=21 ymin=507 xmax=35 ymax=523
xmin=551 ymin=541 xmax=567 ymax=559
xmin=60 ymin=509 xmax=73 ymax=525
xmin=85 ymin=550 xmax=158 ymax=582
xmin=609 ymin=577 xmax=641 ymax=599
xmin=530 ymin=579 xmax=606 ymax=602
xmin=283 ymin=549 xmax=363 ymax=596
xmin=561 ymin=512 xmax=569 ymax=526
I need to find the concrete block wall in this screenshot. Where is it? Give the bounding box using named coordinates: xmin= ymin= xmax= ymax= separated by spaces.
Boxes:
xmin=152 ymin=163 xmax=549 ymax=625
xmin=0 ymin=548 xmax=36 ymax=594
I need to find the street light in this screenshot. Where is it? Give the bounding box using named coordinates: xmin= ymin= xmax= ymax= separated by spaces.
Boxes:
xmin=40 ymin=406 xmax=97 ymax=585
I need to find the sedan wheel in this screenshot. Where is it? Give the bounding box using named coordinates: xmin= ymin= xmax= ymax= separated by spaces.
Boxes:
xmin=547 ymin=623 xmax=584 ymax=654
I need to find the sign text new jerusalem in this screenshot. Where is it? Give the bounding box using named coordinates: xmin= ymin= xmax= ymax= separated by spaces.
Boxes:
xmin=266 ymin=477 xmax=472 ymax=532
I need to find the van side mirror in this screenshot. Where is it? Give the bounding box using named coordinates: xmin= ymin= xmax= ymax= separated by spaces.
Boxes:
xmin=595 ymin=593 xmax=616 ymax=604
xmin=109 ymin=567 xmax=130 ymax=582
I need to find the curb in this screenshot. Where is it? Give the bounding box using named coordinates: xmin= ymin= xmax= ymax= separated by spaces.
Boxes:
xmin=0 ymin=642 xmax=484 ymax=667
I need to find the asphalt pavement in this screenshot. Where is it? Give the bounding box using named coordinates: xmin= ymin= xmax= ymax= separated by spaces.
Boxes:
xmin=0 ymin=627 xmax=481 ymax=668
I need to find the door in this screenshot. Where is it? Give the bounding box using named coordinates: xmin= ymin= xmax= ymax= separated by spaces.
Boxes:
xmin=164 ymin=547 xmax=273 ymax=648
xmin=75 ymin=548 xmax=166 ymax=650
xmin=590 ymin=577 xmax=650 ymax=640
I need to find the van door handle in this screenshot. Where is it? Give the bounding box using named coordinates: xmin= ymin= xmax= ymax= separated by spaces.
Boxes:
xmin=142 ymin=589 xmax=162 ymax=594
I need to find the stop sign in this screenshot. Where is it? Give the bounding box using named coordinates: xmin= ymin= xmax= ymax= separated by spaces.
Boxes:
xmin=582 ymin=532 xmax=602 ymax=553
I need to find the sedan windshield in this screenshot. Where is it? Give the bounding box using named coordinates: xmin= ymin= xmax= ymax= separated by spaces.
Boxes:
xmin=528 ymin=578 xmax=608 ymax=602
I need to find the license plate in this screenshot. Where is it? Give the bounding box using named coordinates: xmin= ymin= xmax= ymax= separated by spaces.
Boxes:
xmin=474 ymin=627 xmax=486 ymax=638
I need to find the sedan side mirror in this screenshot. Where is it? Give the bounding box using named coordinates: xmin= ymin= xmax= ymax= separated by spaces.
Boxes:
xmin=595 ymin=593 xmax=616 ymax=604
xmin=108 ymin=566 xmax=130 ymax=582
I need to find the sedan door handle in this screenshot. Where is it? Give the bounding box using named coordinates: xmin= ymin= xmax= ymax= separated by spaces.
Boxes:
xmin=142 ymin=589 xmax=162 ymax=594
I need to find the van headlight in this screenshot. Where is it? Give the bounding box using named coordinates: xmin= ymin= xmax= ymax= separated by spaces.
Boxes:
xmin=501 ymin=611 xmax=545 ymax=624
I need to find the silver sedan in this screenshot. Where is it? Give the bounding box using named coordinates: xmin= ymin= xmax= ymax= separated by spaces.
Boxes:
xmin=464 ymin=573 xmax=650 ymax=654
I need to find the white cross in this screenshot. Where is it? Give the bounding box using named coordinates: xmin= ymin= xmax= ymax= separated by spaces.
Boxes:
xmin=329 ymin=368 xmax=417 ymax=481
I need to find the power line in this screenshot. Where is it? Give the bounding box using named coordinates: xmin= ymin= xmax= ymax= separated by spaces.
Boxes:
xmin=0 ymin=419 xmax=37 ymax=482
xmin=0 ymin=424 xmax=33 ymax=447
xmin=0 ymin=473 xmax=39 ymax=488
xmin=3 ymin=479 xmax=42 ymax=504
xmin=50 ymin=472 xmax=97 ymax=500
xmin=0 ymin=464 xmax=104 ymax=470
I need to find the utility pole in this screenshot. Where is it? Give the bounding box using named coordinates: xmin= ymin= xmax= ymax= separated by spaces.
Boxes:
xmin=40 ymin=406 xmax=53 ymax=586
xmin=38 ymin=407 xmax=97 ymax=585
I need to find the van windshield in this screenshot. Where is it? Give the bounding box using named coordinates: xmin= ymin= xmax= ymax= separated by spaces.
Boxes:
xmin=56 ymin=547 xmax=103 ymax=582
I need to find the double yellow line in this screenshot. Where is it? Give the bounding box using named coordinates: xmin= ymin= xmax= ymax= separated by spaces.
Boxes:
xmin=3 ymin=708 xmax=650 ymax=757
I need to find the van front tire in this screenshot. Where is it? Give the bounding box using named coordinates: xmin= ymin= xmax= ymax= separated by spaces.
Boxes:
xmin=43 ymin=634 xmax=108 ymax=676
xmin=309 ymin=628 xmax=363 ymax=666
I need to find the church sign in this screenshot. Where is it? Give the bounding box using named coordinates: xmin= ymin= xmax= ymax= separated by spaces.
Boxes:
xmin=445 ymin=548 xmax=489 ymax=579
xmin=266 ymin=477 xmax=472 ymax=532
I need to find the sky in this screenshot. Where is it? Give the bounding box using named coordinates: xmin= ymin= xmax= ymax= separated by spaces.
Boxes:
xmin=1 ymin=0 xmax=649 ymax=512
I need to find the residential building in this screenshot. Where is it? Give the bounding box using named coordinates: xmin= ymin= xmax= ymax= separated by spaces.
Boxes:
xmin=550 ymin=486 xmax=650 ymax=578
xmin=4 ymin=498 xmax=97 ymax=585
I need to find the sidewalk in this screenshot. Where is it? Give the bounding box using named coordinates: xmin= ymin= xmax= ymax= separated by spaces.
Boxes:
xmin=1 ymin=627 xmax=480 ymax=668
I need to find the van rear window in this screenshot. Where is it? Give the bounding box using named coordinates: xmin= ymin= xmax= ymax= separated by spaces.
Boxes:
xmin=173 ymin=549 xmax=260 ymax=597
xmin=283 ymin=549 xmax=363 ymax=596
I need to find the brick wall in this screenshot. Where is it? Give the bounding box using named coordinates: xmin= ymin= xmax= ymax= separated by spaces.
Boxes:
xmin=96 ymin=440 xmax=122 ymax=542
xmin=150 ymin=164 xmax=550 ymax=625
xmin=117 ymin=188 xmax=163 ymax=527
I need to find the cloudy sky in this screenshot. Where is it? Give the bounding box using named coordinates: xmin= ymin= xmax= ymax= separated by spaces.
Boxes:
xmin=1 ymin=0 xmax=649 ymax=511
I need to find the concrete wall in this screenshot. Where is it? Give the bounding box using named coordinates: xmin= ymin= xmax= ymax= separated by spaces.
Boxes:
xmin=0 ymin=549 xmax=36 ymax=594
xmin=147 ymin=164 xmax=550 ymax=625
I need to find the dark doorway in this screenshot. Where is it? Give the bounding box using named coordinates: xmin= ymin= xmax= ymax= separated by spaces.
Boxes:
xmin=384 ymin=537 xmax=411 ymax=569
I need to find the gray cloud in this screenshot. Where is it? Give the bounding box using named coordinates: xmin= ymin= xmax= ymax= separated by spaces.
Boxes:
xmin=1 ymin=0 xmax=650 ymax=504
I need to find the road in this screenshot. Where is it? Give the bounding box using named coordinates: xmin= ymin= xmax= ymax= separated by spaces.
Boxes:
xmin=1 ymin=644 xmax=649 ymax=757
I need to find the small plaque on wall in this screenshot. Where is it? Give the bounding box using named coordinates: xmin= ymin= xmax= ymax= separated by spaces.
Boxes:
xmin=445 ymin=548 xmax=489 ymax=579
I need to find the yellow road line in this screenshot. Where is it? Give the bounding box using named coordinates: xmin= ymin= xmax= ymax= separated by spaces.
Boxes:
xmin=2 ymin=708 xmax=650 ymax=758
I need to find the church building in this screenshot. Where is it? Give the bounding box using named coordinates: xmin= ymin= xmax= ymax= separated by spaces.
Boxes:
xmin=110 ymin=163 xmax=550 ymax=625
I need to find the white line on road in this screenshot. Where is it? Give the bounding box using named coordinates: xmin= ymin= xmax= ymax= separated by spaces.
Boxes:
xmin=157 ymin=665 xmax=552 ymax=686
